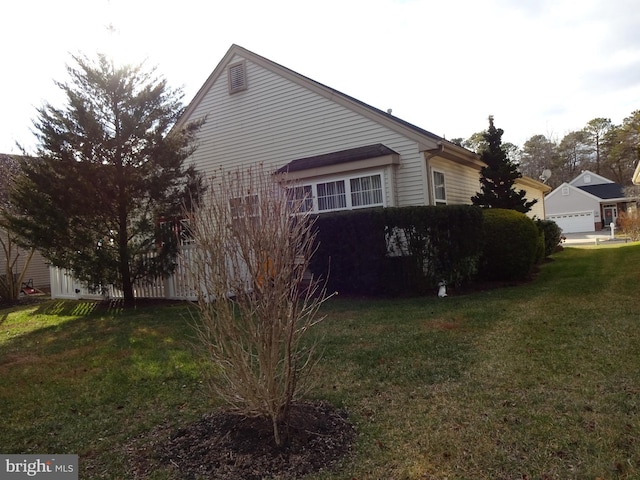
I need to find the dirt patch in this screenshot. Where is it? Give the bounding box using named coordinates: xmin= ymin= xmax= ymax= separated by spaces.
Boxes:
xmin=129 ymin=400 xmax=355 ymax=479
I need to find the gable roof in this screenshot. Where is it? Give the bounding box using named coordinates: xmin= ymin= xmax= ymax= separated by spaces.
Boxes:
xmin=569 ymin=170 xmax=613 ymax=186
xmin=177 ymin=44 xmax=483 ymax=169
xmin=545 ymin=180 xmax=631 ymax=204
xmin=544 ymin=182 xmax=601 ymax=203
xmin=276 ymin=144 xmax=398 ymax=174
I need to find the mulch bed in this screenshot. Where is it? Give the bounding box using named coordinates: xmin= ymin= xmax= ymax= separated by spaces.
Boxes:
xmin=129 ymin=401 xmax=356 ymax=479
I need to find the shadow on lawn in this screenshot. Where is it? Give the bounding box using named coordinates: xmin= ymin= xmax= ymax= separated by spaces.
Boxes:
xmin=0 ymin=300 xmax=195 ymax=375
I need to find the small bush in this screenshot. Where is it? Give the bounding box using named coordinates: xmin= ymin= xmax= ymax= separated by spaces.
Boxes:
xmin=479 ymin=209 xmax=539 ymax=281
xmin=536 ymin=219 xmax=563 ymax=257
xmin=187 ymin=165 xmax=330 ymax=447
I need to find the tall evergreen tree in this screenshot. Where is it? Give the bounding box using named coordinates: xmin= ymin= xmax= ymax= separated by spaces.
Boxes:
xmin=5 ymin=54 xmax=204 ymax=305
xmin=583 ymin=117 xmax=612 ymax=174
xmin=471 ymin=116 xmax=536 ymax=213
xmin=604 ymin=111 xmax=640 ymax=185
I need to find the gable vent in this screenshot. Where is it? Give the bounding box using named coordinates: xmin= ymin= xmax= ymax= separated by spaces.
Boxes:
xmin=228 ymin=61 xmax=247 ymax=94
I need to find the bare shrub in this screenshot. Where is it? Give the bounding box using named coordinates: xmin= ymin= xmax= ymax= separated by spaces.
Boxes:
xmin=186 ymin=164 xmax=331 ymax=447
xmin=617 ymin=211 xmax=640 ymax=241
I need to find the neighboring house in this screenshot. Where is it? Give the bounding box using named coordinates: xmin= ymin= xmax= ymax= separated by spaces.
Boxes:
xmin=0 ymin=153 xmax=50 ymax=294
xmin=176 ymin=44 xmax=547 ymax=216
xmin=0 ymin=230 xmax=50 ymax=294
xmin=544 ymin=170 xmax=635 ymax=233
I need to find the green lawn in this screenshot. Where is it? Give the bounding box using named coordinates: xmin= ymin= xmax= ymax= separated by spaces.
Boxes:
xmin=2 ymin=243 xmax=640 ymax=479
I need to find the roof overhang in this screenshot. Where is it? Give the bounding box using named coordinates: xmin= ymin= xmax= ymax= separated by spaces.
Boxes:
xmin=425 ymin=141 xmax=485 ymax=169
xmin=598 ymin=197 xmax=634 ymax=203
xmin=516 ymin=176 xmax=552 ymax=194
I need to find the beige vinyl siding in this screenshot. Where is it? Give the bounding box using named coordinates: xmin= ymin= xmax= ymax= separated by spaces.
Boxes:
xmin=515 ymin=182 xmax=546 ymax=219
xmin=428 ymin=157 xmax=481 ymax=205
xmin=22 ymin=251 xmax=50 ymax=292
xmin=528 ymin=195 xmax=546 ymax=219
xmin=185 ymin=55 xmax=433 ymax=207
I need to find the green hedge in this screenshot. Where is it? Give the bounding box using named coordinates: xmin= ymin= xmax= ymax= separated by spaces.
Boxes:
xmin=310 ymin=209 xmax=388 ymax=296
xmin=536 ymin=219 xmax=563 ymax=257
xmin=310 ymin=206 xmax=484 ymax=296
xmin=478 ymin=209 xmax=539 ymax=281
xmin=310 ymin=206 xmax=542 ymax=296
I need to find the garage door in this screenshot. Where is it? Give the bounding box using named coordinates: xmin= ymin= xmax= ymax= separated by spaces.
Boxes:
xmin=546 ymin=211 xmax=594 ymax=233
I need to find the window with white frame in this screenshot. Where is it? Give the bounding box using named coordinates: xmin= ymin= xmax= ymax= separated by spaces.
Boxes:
xmin=317 ymin=180 xmax=347 ymax=211
xmin=432 ymin=170 xmax=447 ymax=205
xmin=350 ymin=174 xmax=383 ymax=207
xmin=287 ymin=185 xmax=314 ymax=213
xmin=292 ymin=172 xmax=385 ymax=213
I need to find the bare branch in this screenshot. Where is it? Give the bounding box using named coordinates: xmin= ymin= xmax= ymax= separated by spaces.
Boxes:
xmin=186 ymin=163 xmax=331 ymax=447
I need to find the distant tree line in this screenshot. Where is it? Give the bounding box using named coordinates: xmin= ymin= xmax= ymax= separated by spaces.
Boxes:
xmin=452 ymin=110 xmax=640 ymax=190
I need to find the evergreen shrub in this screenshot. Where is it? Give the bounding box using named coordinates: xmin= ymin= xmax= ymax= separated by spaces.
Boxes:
xmin=310 ymin=209 xmax=387 ymax=296
xmin=535 ymin=219 xmax=563 ymax=257
xmin=479 ymin=209 xmax=539 ymax=281
xmin=535 ymin=230 xmax=545 ymax=265
xmin=310 ymin=205 xmax=483 ymax=296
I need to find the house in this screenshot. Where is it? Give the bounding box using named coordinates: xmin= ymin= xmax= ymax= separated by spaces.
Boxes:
xmin=176 ymin=45 xmax=548 ymax=216
xmin=0 ymin=153 xmax=50 ymax=296
xmin=544 ymin=170 xmax=635 ymax=233
xmin=48 ymin=45 xmax=549 ymax=301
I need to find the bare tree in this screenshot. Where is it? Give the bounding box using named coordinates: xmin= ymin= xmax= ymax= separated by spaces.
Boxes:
xmin=187 ymin=163 xmax=331 ymax=447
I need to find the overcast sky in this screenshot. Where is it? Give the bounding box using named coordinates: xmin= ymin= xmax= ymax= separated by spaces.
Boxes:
xmin=2 ymin=0 xmax=639 ymax=154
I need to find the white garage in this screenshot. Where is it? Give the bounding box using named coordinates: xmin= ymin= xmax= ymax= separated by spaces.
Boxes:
xmin=547 ymin=211 xmax=594 ymax=233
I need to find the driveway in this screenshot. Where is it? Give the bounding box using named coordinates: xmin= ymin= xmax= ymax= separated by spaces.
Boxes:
xmin=562 ymin=230 xmax=625 ymax=245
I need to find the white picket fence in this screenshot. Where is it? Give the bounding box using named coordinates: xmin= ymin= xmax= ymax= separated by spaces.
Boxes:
xmin=49 ymin=246 xmax=199 ymax=301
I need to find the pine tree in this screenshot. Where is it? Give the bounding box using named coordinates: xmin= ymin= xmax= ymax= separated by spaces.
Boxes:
xmin=5 ymin=54 xmax=204 ymax=305
xmin=471 ymin=116 xmax=536 ymax=213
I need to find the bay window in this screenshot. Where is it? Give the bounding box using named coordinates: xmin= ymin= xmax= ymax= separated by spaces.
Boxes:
xmin=301 ymin=172 xmax=385 ymax=212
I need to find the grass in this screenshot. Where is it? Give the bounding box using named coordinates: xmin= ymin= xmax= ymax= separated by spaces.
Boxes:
xmin=2 ymin=243 xmax=640 ymax=479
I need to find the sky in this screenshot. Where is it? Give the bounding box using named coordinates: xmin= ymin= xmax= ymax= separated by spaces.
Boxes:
xmin=2 ymin=0 xmax=639 ymax=154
